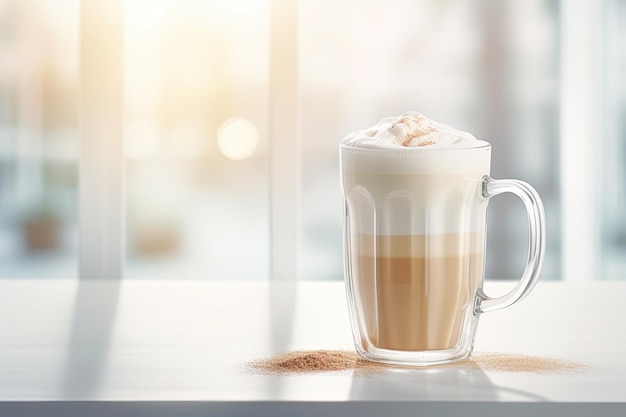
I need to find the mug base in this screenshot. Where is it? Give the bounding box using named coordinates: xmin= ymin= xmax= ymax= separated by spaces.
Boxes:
xmin=356 ymin=345 xmax=473 ymax=367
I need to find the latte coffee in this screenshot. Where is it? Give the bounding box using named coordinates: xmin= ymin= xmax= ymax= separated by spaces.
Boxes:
xmin=353 ymin=233 xmax=483 ymax=351
xmin=341 ymin=112 xmax=545 ymax=365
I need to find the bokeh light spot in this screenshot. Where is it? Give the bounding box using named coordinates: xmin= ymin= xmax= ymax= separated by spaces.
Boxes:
xmin=217 ymin=118 xmax=260 ymax=160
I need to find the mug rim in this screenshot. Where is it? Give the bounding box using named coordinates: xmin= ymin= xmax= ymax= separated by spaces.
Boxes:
xmin=339 ymin=142 xmax=491 ymax=154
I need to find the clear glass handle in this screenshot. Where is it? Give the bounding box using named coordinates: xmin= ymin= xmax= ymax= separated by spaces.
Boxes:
xmin=475 ymin=176 xmax=546 ymax=314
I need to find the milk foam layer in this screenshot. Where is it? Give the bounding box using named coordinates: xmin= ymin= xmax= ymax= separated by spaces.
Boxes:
xmin=344 ymin=173 xmax=488 ymax=236
xmin=341 ymin=112 xmax=488 ymax=150
xmin=341 ymin=113 xmax=491 ymax=235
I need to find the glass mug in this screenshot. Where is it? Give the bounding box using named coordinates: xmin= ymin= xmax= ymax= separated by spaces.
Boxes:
xmin=340 ymin=143 xmax=545 ymax=366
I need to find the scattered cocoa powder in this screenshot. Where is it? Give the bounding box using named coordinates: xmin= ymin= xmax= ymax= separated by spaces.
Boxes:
xmin=246 ymin=350 xmax=587 ymax=375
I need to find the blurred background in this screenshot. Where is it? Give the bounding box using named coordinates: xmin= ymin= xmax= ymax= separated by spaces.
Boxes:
xmin=0 ymin=0 xmax=624 ymax=280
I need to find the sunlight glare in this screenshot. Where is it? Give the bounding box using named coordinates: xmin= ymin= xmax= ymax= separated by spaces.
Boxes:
xmin=125 ymin=0 xmax=169 ymax=30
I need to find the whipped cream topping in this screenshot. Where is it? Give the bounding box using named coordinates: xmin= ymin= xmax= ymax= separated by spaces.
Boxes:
xmin=341 ymin=112 xmax=487 ymax=149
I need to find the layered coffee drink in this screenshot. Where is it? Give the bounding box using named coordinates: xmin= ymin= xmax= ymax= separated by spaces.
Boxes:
xmin=341 ymin=112 xmax=545 ymax=366
xmin=341 ymin=112 xmax=491 ymax=353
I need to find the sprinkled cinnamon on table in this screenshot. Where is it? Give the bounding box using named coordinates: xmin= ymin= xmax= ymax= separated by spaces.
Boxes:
xmin=246 ymin=350 xmax=588 ymax=375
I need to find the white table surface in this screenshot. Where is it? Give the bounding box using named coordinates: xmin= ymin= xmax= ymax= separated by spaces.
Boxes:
xmin=0 ymin=279 xmax=625 ymax=416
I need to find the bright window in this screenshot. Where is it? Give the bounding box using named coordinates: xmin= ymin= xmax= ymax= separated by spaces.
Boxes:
xmin=123 ymin=0 xmax=270 ymax=279
xmin=0 ymin=0 xmax=79 ymax=278
xmin=0 ymin=0 xmax=624 ymax=281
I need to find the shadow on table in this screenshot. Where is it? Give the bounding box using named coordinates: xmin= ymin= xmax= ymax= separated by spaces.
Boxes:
xmin=269 ymin=279 xmax=297 ymax=353
xmin=262 ymin=279 xmax=298 ymax=398
xmin=60 ymin=279 xmax=121 ymax=398
xmin=348 ymin=364 xmax=549 ymax=401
